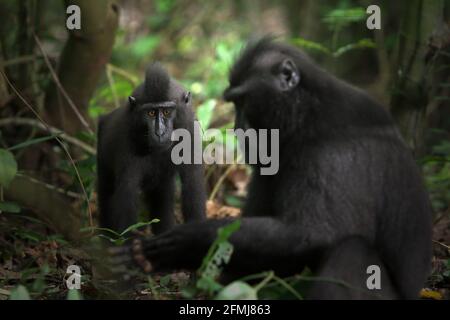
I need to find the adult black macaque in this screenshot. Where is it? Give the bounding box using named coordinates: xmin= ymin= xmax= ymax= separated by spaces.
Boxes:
xmin=97 ymin=63 xmax=206 ymax=235
xmin=110 ymin=38 xmax=432 ymax=299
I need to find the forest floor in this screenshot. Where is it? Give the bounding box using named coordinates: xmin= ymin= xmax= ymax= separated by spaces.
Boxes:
xmin=0 ymin=204 xmax=449 ymax=300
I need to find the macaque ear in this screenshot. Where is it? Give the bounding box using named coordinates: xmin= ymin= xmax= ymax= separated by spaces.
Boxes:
xmin=183 ymin=91 xmax=191 ymax=104
xmin=129 ymin=96 xmax=137 ymax=107
xmin=277 ymin=59 xmax=300 ymax=91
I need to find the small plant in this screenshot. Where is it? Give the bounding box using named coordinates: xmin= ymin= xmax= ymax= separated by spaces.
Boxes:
xmin=181 ymin=219 xmax=241 ymax=298
xmin=81 ymin=219 xmax=160 ymax=245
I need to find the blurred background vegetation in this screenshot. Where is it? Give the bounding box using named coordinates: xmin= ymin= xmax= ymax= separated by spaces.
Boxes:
xmin=0 ymin=0 xmax=449 ymax=300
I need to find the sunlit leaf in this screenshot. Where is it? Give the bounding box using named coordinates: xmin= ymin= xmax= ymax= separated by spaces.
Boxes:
xmin=322 ymin=7 xmax=366 ymax=27
xmin=333 ymin=38 xmax=376 ymax=57
xmin=196 ymin=220 xmax=241 ymax=294
xmin=120 ymin=219 xmax=160 ymax=236
xmin=291 ymin=38 xmax=330 ymax=55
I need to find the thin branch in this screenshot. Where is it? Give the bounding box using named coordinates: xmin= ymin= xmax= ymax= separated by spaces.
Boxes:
xmin=432 ymin=239 xmax=450 ymax=250
xmin=0 ymin=117 xmax=96 ymax=155
xmin=33 ymin=32 xmax=93 ymax=134
xmin=16 ymin=173 xmax=84 ymax=200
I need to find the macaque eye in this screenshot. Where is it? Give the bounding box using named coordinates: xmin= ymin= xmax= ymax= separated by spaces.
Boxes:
xmin=148 ymin=110 xmax=156 ymax=117
xmin=163 ymin=109 xmax=171 ymax=117
xmin=183 ymin=91 xmax=191 ymax=104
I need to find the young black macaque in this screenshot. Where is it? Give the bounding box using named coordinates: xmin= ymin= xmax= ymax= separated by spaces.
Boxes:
xmin=97 ymin=63 xmax=206 ymax=235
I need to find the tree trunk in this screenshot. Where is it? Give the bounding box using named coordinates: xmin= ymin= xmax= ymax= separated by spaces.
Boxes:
xmin=390 ymin=0 xmax=445 ymax=156
xmin=44 ymin=0 xmax=119 ymax=135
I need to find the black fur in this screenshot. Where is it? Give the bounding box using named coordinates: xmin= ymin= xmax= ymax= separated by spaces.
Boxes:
xmin=97 ymin=63 xmax=206 ymax=235
xmin=113 ymin=39 xmax=432 ymax=299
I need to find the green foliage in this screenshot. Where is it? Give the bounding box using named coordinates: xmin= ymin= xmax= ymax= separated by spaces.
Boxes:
xmin=181 ymin=220 xmax=241 ymax=298
xmin=6 ymin=265 xmax=53 ymax=299
xmin=89 ymin=78 xmax=135 ymax=118
xmin=422 ymin=139 xmax=450 ymax=211
xmin=130 ymin=35 xmax=161 ymax=59
xmin=186 ymin=39 xmax=243 ymax=100
xmin=224 ymin=194 xmax=244 ymax=208
xmin=155 ymin=0 xmax=176 ymax=13
xmin=147 ymin=0 xmax=176 ymax=29
xmin=322 ymin=7 xmax=367 ymax=29
xmin=196 ymin=220 xmax=241 ymax=294
xmin=0 ymin=201 xmax=20 ymax=213
xmin=30 ymin=264 xmax=50 ymax=296
xmin=9 ymin=285 xmax=31 ymax=300
xmin=0 ymin=148 xmax=17 ymax=188
xmin=292 ymin=34 xmax=375 ymax=59
xmin=293 ymin=5 xmax=375 ymax=61
xmin=196 ymin=99 xmax=217 ymax=130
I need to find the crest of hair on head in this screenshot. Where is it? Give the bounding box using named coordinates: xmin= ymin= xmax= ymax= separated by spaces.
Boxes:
xmin=144 ymin=62 xmax=170 ymax=102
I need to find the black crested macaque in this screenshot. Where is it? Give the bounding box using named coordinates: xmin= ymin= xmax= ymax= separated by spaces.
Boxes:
xmin=97 ymin=63 xmax=206 ymax=235
xmin=110 ymin=38 xmax=432 ymax=299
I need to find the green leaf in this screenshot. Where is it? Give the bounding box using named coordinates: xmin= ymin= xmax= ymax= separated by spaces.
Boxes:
xmin=198 ymin=220 xmax=241 ymax=274
xmin=9 ymin=285 xmax=31 ymax=300
xmin=0 ymin=148 xmax=17 ymax=188
xmin=216 ymin=219 xmax=241 ymax=242
xmin=0 ymin=201 xmax=21 ymax=213
xmin=322 ymin=7 xmax=366 ymax=27
xmin=291 ymin=38 xmax=331 ymax=55
xmin=120 ymin=219 xmax=160 ymax=236
xmin=333 ymin=38 xmax=376 ymax=57
xmin=8 ymin=134 xmax=60 ymax=151
xmin=224 ymin=195 xmax=243 ymax=208
xmin=196 ymin=220 xmax=241 ymax=296
xmin=216 ymin=281 xmax=257 ymax=300
xmin=88 ymin=105 xmax=107 ymax=118
xmin=67 ymin=289 xmax=82 ymax=300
